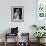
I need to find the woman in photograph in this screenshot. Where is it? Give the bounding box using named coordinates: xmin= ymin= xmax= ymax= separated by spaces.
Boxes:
xmin=13 ymin=8 xmax=22 ymax=20
xmin=13 ymin=8 xmax=20 ymax=20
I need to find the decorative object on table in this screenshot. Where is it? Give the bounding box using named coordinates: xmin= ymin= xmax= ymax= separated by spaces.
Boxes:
xmin=11 ymin=27 xmax=18 ymax=34
xmin=11 ymin=6 xmax=24 ymax=22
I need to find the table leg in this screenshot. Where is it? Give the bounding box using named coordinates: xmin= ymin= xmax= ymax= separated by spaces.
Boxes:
xmin=4 ymin=34 xmax=7 ymax=46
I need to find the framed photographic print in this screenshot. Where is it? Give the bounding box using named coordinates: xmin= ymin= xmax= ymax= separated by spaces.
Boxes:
xmin=11 ymin=6 xmax=24 ymax=22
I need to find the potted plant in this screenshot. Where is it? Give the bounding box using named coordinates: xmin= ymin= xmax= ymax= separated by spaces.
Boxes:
xmin=33 ymin=32 xmax=46 ymax=43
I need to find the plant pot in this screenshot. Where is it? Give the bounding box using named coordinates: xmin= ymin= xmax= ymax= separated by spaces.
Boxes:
xmin=40 ymin=38 xmax=45 ymax=43
xmin=37 ymin=39 xmax=40 ymax=43
xmin=37 ymin=39 xmax=45 ymax=44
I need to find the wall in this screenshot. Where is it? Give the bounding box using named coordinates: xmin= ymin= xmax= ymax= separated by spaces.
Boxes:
xmin=0 ymin=0 xmax=36 ymax=42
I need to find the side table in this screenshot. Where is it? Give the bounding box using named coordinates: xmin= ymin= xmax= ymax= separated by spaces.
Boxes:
xmin=4 ymin=33 xmax=18 ymax=46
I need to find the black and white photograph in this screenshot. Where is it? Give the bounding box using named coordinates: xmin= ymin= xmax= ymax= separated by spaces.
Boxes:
xmin=11 ymin=6 xmax=24 ymax=22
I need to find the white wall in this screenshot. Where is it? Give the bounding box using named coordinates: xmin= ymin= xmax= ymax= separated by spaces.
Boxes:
xmin=0 ymin=0 xmax=36 ymax=42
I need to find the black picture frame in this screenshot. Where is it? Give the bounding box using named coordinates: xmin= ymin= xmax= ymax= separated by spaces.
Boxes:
xmin=11 ymin=6 xmax=24 ymax=22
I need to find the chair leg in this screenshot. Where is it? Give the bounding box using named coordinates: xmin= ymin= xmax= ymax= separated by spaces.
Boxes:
xmin=4 ymin=33 xmax=7 ymax=46
xmin=4 ymin=41 xmax=7 ymax=46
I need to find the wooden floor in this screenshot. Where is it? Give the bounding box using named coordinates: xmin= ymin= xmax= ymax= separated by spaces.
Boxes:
xmin=0 ymin=42 xmax=46 ymax=46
